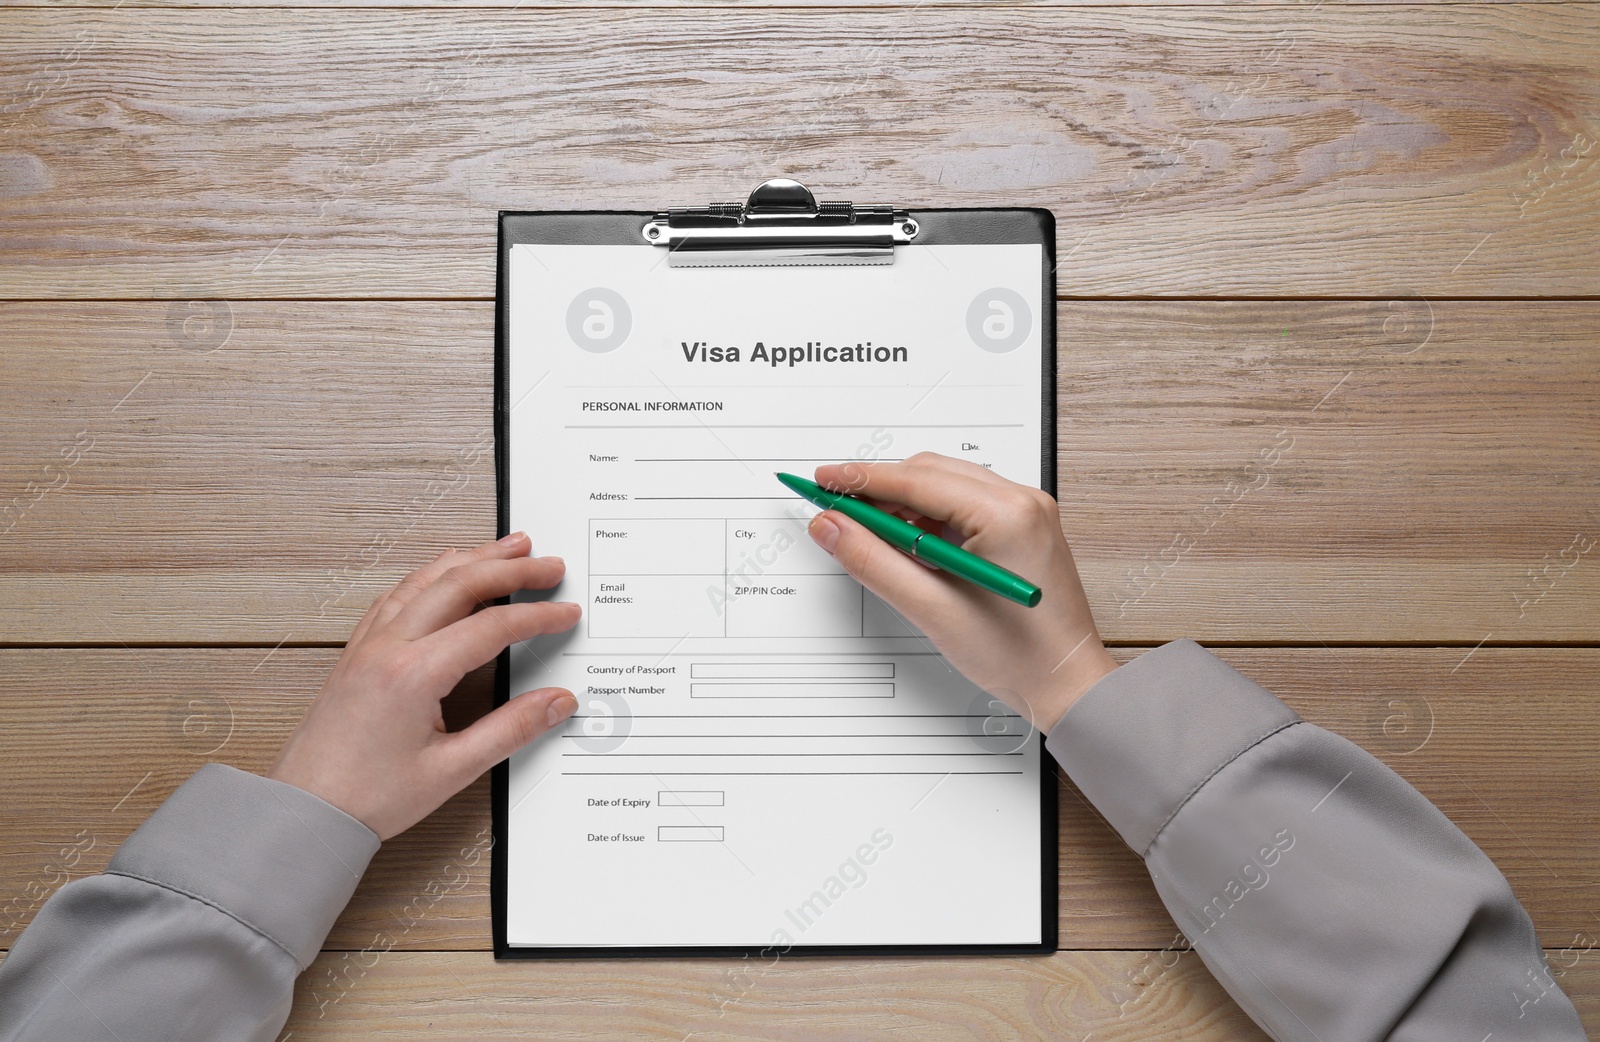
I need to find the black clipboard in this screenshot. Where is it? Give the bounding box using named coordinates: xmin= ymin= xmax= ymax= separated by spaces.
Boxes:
xmin=492 ymin=180 xmax=1057 ymax=959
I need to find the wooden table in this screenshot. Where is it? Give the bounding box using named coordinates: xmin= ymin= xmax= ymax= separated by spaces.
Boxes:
xmin=2 ymin=2 xmax=1597 ymax=1037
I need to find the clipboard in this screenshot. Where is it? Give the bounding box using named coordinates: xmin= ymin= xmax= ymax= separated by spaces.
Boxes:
xmin=492 ymin=179 xmax=1057 ymax=959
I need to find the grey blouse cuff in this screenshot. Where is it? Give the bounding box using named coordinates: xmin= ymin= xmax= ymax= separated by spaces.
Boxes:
xmin=106 ymin=763 xmax=380 ymax=969
xmin=1044 ymin=639 xmax=1301 ymax=855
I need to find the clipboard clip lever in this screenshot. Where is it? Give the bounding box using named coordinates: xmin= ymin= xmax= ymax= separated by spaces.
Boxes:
xmin=642 ymin=178 xmax=918 ymax=267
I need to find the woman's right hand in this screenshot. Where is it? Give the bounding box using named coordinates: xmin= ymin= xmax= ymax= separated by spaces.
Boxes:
xmin=808 ymin=452 xmax=1117 ymax=736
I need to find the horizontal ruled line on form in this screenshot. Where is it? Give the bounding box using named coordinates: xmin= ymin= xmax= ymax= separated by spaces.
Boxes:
xmin=636 ymin=464 xmax=915 ymax=467
xmin=560 ymin=653 xmax=947 ymax=657
xmin=561 ymin=734 xmax=1016 ymax=740
xmin=563 ymin=772 xmax=1024 ymax=777
xmin=566 ymin=423 xmax=1024 ymax=429
xmin=565 ymin=384 xmax=1029 ymax=390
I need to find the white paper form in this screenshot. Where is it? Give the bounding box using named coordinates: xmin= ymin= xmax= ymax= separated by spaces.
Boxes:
xmin=505 ymin=241 xmax=1047 ymax=950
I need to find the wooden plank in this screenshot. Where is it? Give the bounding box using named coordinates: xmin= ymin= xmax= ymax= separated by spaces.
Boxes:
xmin=0 ymin=651 xmax=501 ymax=953
xmin=0 ymin=9 xmax=1596 ymax=297
xmin=2 ymin=647 xmax=1595 ymax=953
xmin=7 ymin=0 xmax=1598 ymax=8
xmin=1063 ymin=298 xmax=1600 ymax=643
xmin=288 ymin=944 xmax=1600 ymax=1039
xmin=282 ymin=949 xmax=1276 ymax=1041
xmin=281 ymin=948 xmax=1600 ymax=1040
xmin=0 ymin=946 xmax=1591 ymax=1039
xmin=0 ymin=301 xmax=494 ymax=645
xmin=2 ymin=299 xmax=1595 ymax=644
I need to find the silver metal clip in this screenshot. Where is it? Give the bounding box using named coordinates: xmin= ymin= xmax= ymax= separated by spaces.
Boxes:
xmin=642 ymin=178 xmax=918 ymax=267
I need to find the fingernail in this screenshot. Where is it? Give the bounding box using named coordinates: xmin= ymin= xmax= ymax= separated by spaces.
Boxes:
xmin=547 ymin=694 xmax=578 ymax=727
xmin=497 ymin=531 xmax=527 ymax=546
xmin=809 ymin=514 xmax=840 ymax=553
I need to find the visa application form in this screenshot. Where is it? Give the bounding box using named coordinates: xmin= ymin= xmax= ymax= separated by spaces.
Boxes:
xmin=505 ymin=239 xmax=1049 ymax=951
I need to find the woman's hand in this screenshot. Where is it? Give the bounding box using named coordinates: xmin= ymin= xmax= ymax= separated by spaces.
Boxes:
xmin=268 ymin=533 xmax=581 ymax=840
xmin=808 ymin=453 xmax=1116 ymax=735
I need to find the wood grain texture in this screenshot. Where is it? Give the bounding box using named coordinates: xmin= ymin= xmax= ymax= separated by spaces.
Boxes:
xmin=278 ymin=949 xmax=1277 ymax=1041
xmin=273 ymin=948 xmax=1600 ymax=1040
xmin=1064 ymin=298 xmax=1600 ymax=642
xmin=7 ymin=0 xmax=1598 ymax=8
xmin=0 ymin=945 xmax=1591 ymax=1039
xmin=0 ymin=8 xmax=1597 ymax=297
xmin=2 ymin=647 xmax=1595 ymax=953
xmin=2 ymin=299 xmax=1595 ymax=644
xmin=1 ymin=1 xmax=1593 ymax=1036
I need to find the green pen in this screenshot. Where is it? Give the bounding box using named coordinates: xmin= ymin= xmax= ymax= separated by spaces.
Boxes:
xmin=775 ymin=471 xmax=1043 ymax=608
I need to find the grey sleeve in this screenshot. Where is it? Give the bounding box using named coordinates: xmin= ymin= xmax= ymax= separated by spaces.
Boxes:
xmin=1047 ymin=639 xmax=1586 ymax=1041
xmin=0 ymin=764 xmax=380 ymax=1042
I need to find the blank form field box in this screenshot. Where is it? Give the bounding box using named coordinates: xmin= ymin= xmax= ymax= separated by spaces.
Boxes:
xmin=658 ymin=790 xmax=725 ymax=807
xmin=690 ymin=662 xmax=894 ymax=679
xmin=590 ymin=518 xmax=723 ymax=574
xmin=691 ymin=682 xmax=894 ymax=699
xmin=726 ymin=516 xmax=840 ymax=576
xmin=588 ymin=574 xmax=722 ymax=638
xmin=658 ymin=826 xmax=724 ymax=842
xmin=724 ymin=574 xmax=862 ymax=638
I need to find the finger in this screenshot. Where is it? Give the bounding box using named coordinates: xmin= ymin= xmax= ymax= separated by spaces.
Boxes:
xmin=420 ymin=600 xmax=583 ymax=679
xmin=853 ymin=451 xmax=1020 ymax=526
xmin=371 ymin=546 xmax=471 ymax=628
xmin=389 ymin=556 xmax=567 ymax=639
xmin=900 ymin=451 xmax=1013 ymax=487
xmin=359 ymin=546 xmax=456 ymax=631
xmin=443 ymin=687 xmax=579 ymax=784
xmin=369 ymin=552 xmax=454 ymax=629
xmin=897 ymin=454 xmax=1057 ymax=542
xmin=374 ymin=533 xmax=533 ymax=626
xmin=856 ymin=501 xmax=948 ymax=544
xmin=858 ymin=498 xmax=938 ymax=532
xmin=813 ymin=460 xmax=1020 ymax=535
xmin=348 ymin=588 xmax=394 ymax=645
xmin=823 ymin=452 xmax=1007 ymax=494
xmin=809 ymin=510 xmax=955 ymax=624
